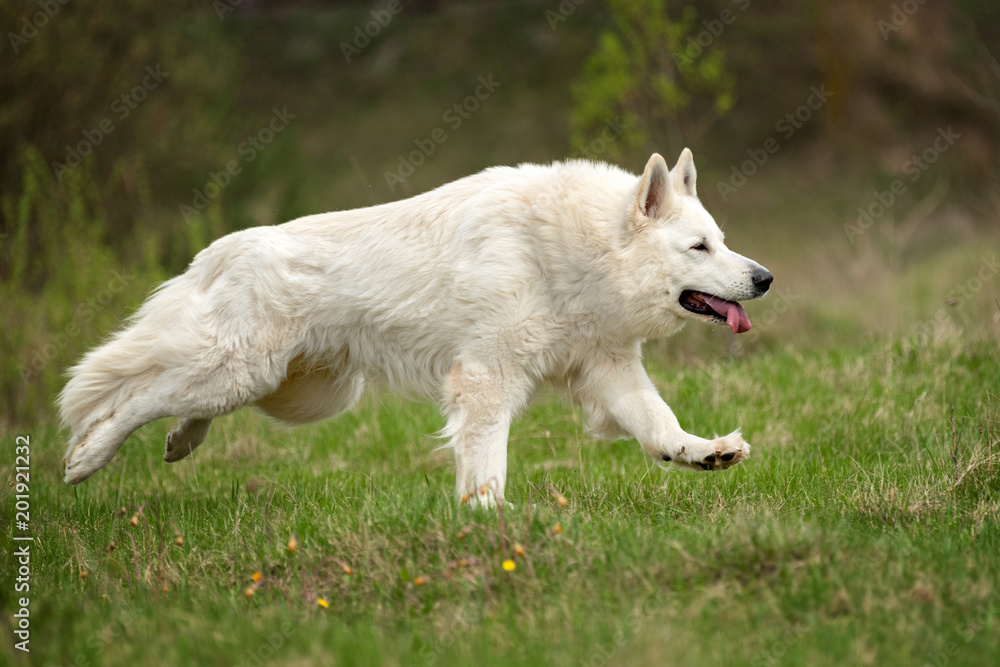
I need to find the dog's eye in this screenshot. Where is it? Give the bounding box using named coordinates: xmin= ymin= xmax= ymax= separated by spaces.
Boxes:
xmin=692 ymin=243 xmax=708 ymax=252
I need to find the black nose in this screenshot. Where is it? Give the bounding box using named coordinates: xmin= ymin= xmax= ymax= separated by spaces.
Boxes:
xmin=752 ymin=268 xmax=773 ymax=293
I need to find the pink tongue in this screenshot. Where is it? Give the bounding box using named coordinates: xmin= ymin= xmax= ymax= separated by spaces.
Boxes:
xmin=704 ymin=296 xmax=752 ymax=334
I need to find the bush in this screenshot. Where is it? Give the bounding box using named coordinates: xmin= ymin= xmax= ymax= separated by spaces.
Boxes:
xmin=0 ymin=146 xmax=215 ymax=427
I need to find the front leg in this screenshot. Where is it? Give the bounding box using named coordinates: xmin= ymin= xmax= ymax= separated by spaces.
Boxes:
xmin=574 ymin=351 xmax=750 ymax=471
xmin=443 ymin=358 xmax=534 ymax=507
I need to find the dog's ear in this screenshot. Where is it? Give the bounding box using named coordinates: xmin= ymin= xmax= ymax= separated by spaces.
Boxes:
xmin=673 ymin=148 xmax=697 ymax=197
xmin=635 ymin=153 xmax=674 ymax=222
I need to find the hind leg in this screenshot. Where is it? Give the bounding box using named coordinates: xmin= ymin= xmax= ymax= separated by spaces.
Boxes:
xmin=164 ymin=418 xmax=213 ymax=463
xmin=64 ymin=357 xmax=274 ymax=482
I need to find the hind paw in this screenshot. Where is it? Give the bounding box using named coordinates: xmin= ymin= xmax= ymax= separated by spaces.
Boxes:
xmin=164 ymin=418 xmax=213 ymax=463
xmin=64 ymin=430 xmax=118 ymax=484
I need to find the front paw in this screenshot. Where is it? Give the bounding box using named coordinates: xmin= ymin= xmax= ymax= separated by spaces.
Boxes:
xmin=663 ymin=431 xmax=750 ymax=471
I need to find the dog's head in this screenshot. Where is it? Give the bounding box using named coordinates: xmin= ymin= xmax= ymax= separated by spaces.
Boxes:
xmin=623 ymin=150 xmax=772 ymax=335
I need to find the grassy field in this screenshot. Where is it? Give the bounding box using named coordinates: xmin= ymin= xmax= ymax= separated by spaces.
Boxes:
xmin=3 ymin=121 xmax=1000 ymax=667
xmin=3 ymin=301 xmax=999 ymax=665
xmin=2 ymin=165 xmax=1000 ymax=665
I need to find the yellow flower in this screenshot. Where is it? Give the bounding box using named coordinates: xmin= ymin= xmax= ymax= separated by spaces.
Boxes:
xmin=287 ymin=534 xmax=299 ymax=553
xmin=502 ymin=559 xmax=516 ymax=572
xmin=79 ymin=569 xmax=89 ymax=580
xmin=252 ymin=571 xmax=262 ymax=582
xmin=479 ymin=483 xmax=489 ymax=496
xmin=553 ymin=523 xmax=562 ymax=534
xmin=244 ymin=587 xmax=255 ymax=599
xmin=130 ymin=514 xmax=139 ymax=527
xmin=556 ymin=494 xmax=568 ymax=508
xmin=341 ymin=564 xmax=353 ymax=575
xmin=317 ymin=597 xmax=329 ymax=608
xmin=175 ymin=535 xmax=184 ymax=546
xmin=414 ymin=576 xmax=427 ymax=586
xmin=513 ymin=543 xmax=525 ymax=557
xmin=162 ymin=585 xmax=169 ymax=593
xmin=460 ymin=493 xmax=471 ymax=504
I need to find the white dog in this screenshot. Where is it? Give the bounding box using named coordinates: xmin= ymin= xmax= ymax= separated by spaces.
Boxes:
xmin=61 ymin=149 xmax=772 ymax=505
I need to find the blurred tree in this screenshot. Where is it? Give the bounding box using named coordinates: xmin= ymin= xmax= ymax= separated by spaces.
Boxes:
xmin=569 ymin=0 xmax=735 ymax=161
xmin=0 ymin=0 xmax=242 ymax=239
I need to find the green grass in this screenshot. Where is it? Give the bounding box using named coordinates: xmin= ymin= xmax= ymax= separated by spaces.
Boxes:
xmin=2 ymin=333 xmax=998 ymax=666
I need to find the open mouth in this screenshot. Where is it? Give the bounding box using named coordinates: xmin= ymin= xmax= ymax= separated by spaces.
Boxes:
xmin=679 ymin=290 xmax=752 ymax=334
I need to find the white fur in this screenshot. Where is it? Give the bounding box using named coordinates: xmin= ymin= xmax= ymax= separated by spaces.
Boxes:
xmin=60 ymin=150 xmax=771 ymax=505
